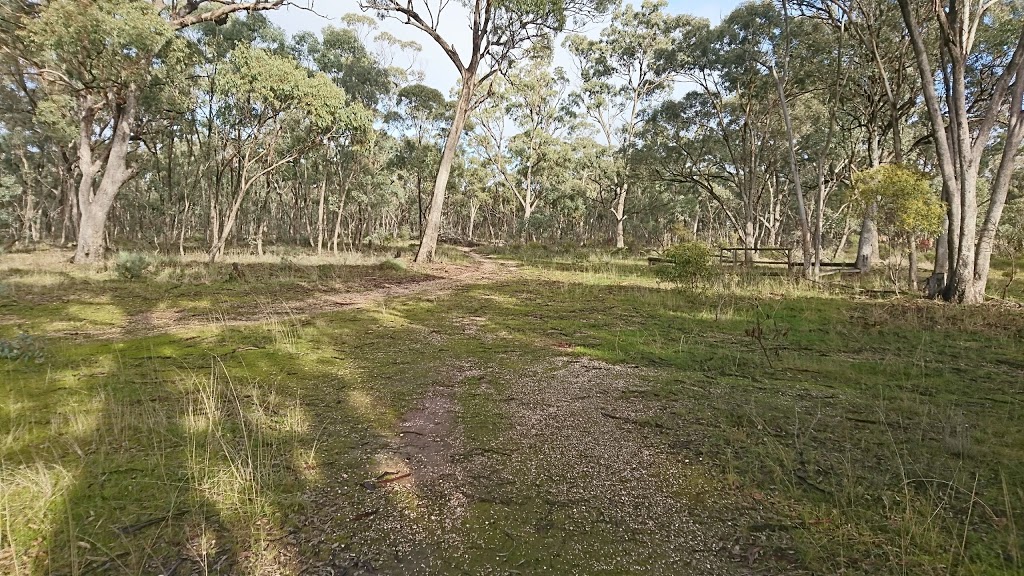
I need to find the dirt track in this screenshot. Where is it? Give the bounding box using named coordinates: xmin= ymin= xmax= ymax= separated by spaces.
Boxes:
xmin=109 ymin=249 xmax=516 ymax=338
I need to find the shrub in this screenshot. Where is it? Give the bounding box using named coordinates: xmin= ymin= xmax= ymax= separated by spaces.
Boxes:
xmin=654 ymin=242 xmax=716 ymax=289
xmin=0 ymin=332 xmax=44 ymax=362
xmin=378 ymin=258 xmax=407 ymax=272
xmin=114 ymin=251 xmax=153 ymax=280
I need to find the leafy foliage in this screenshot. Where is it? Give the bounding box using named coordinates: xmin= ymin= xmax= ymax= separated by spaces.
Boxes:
xmin=853 ymin=165 xmax=946 ymax=239
xmin=220 ymin=45 xmax=368 ymax=132
xmin=653 ymin=242 xmax=715 ymax=288
xmin=0 ymin=332 xmax=44 ymax=362
xmin=0 ymin=174 xmax=18 ymax=232
xmin=114 ymin=251 xmax=154 ymax=280
xmin=20 ymin=0 xmax=176 ymax=90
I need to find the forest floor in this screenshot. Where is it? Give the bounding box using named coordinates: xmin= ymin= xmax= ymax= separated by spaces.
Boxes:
xmin=1 ymin=245 xmax=1023 ymax=575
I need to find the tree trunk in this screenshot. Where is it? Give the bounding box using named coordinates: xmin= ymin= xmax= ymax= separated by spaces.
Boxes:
xmin=856 ymin=204 xmax=878 ymax=271
xmin=331 ymin=169 xmax=352 ymax=254
xmin=179 ymin=194 xmax=189 ymax=257
xmin=908 ymin=235 xmax=918 ymax=291
xmin=613 ymin=182 xmax=628 ymax=249
xmin=897 ymin=0 xmax=1024 ymax=303
xmin=73 ymin=90 xmax=138 ymax=263
xmin=316 ymin=181 xmax=326 ymax=255
xmin=772 ymin=66 xmax=813 ymax=278
xmin=416 ymin=75 xmax=475 ymax=262
xmin=416 ymin=172 xmax=424 ymax=238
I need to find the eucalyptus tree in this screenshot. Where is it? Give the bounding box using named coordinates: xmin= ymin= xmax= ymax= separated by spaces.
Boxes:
xmin=650 ymin=6 xmax=790 ymax=261
xmin=645 ymin=91 xmax=788 ymax=255
xmin=292 ymin=25 xmax=393 ymax=109
xmin=0 ymin=1 xmax=80 ymax=245
xmin=206 ymin=46 xmax=371 ymax=262
xmin=566 ymin=0 xmax=697 ymax=248
xmin=798 ymin=0 xmax=922 ymax=272
xmin=853 ymin=164 xmax=945 ymax=289
xmin=897 ymin=0 xmax=1024 ymax=303
xmin=704 ymin=0 xmax=832 ymax=276
xmin=10 ymin=0 xmax=300 ymax=263
xmin=749 ymin=1 xmax=816 ymax=276
xmin=291 ymin=22 xmax=399 ymax=252
xmin=392 ymin=83 xmax=448 ymax=236
xmin=470 ymin=50 xmax=576 ymax=236
xmin=359 ymin=0 xmax=610 ymax=262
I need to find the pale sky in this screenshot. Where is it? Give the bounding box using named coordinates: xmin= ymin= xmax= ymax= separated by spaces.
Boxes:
xmin=268 ymin=0 xmax=742 ymax=93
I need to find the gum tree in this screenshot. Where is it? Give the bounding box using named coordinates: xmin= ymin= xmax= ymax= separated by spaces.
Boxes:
xmin=897 ymin=0 xmax=1024 ymax=303
xmin=566 ymin=0 xmax=696 ymax=249
xmin=853 ymin=164 xmax=945 ymax=289
xmin=470 ymin=49 xmax=576 ymax=236
xmin=15 ymin=0 xmax=293 ymax=263
xmin=359 ymin=0 xmax=609 ymax=261
xmin=206 ymin=46 xmax=371 ymax=262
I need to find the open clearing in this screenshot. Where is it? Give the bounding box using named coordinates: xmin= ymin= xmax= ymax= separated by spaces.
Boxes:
xmin=2 ymin=247 xmax=1022 ymax=575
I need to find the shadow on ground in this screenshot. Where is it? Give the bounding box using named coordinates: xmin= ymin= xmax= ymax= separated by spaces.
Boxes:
xmin=2 ymin=268 xmax=1022 ymax=575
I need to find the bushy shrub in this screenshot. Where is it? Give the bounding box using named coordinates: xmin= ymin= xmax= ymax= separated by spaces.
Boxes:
xmin=0 ymin=332 xmax=44 ymax=362
xmin=114 ymin=251 xmax=153 ymax=280
xmin=378 ymin=258 xmax=407 ymax=272
xmin=654 ymin=242 xmax=716 ymax=289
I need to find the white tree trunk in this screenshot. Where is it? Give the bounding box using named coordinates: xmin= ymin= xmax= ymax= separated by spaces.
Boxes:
xmin=416 ymin=76 xmax=476 ymax=262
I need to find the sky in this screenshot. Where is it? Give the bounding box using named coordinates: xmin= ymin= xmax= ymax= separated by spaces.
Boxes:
xmin=268 ymin=0 xmax=742 ymax=93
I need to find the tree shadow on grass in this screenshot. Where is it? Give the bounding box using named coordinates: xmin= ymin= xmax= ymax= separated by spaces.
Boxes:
xmin=9 ymin=273 xmax=1023 ymax=575
xmin=0 ymin=261 xmax=435 ymax=338
xmin=4 ymin=305 xmax=445 ymax=575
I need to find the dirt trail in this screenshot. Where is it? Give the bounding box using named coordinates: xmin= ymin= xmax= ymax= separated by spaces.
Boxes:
xmin=300 ymin=358 xmax=745 ymax=575
xmin=114 ymin=248 xmax=516 ymax=338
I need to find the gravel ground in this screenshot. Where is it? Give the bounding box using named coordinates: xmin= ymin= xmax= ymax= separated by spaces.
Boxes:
xmin=295 ymin=356 xmax=752 ymax=575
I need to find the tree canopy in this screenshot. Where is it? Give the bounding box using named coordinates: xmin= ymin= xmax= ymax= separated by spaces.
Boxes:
xmin=1 ymin=0 xmax=1022 ymax=300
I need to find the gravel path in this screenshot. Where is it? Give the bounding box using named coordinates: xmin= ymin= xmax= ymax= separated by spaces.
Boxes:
xmin=300 ymin=356 xmax=744 ymax=575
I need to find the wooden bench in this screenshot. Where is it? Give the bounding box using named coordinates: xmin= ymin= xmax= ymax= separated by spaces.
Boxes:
xmin=719 ymin=246 xmax=794 ymax=266
xmin=647 ymin=256 xmax=676 ymax=265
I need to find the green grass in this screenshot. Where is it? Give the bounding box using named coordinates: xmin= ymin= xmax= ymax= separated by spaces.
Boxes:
xmin=437 ymin=280 xmax=1023 ymax=574
xmin=1 ymin=247 xmax=1022 ymax=574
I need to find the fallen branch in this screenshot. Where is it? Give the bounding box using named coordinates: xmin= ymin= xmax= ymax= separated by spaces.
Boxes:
xmin=165 ymin=557 xmax=187 ymax=576
xmin=116 ymin=510 xmax=186 ymax=535
xmin=844 ymin=415 xmax=879 ymax=425
xmin=377 ymin=472 xmax=411 ymax=485
xmin=350 ymin=508 xmax=380 ymax=522
xmin=985 ymin=294 xmax=1023 ymax=308
xmin=793 ymin=470 xmax=829 ymax=495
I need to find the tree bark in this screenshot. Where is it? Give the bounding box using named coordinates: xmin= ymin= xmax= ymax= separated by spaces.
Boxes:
xmin=856 ymin=203 xmax=879 ymax=271
xmin=332 ymin=165 xmax=354 ymax=254
xmin=416 ymin=76 xmax=475 ymax=262
xmin=908 ymin=235 xmax=918 ymax=291
xmin=613 ymin=182 xmax=628 ymax=249
xmin=316 ymin=181 xmax=326 ymax=254
xmin=897 ymin=0 xmax=1024 ymax=303
xmin=73 ymin=90 xmax=138 ymax=263
xmin=772 ymin=66 xmax=813 ymax=278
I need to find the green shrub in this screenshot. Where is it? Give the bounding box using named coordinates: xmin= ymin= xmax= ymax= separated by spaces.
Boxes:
xmin=0 ymin=332 xmax=44 ymax=362
xmin=653 ymin=242 xmax=716 ymax=289
xmin=114 ymin=251 xmax=154 ymax=280
xmin=378 ymin=258 xmax=407 ymax=272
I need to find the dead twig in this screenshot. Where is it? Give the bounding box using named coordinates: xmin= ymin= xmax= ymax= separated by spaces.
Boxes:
xmin=115 ymin=510 xmax=186 ymax=535
xmin=350 ymin=508 xmax=380 ymax=522
xmin=377 ymin=472 xmax=411 ymax=485
xmin=600 ymin=410 xmax=668 ymax=429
